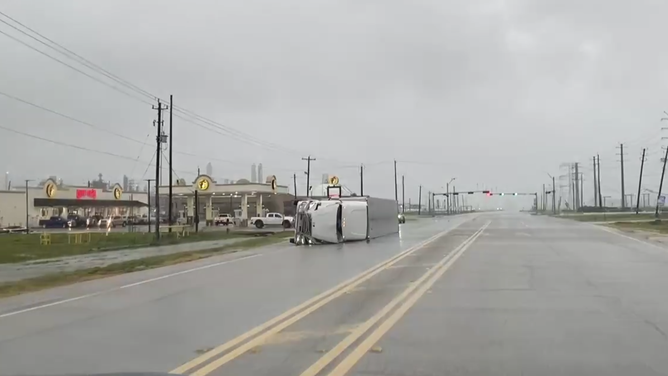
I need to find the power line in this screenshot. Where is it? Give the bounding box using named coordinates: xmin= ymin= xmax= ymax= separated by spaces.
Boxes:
xmin=0 ymin=10 xmax=157 ymax=101
xmin=0 ymin=124 xmax=193 ymax=176
xmin=0 ymin=14 xmax=308 ymax=156
xmin=0 ymin=89 xmax=269 ymax=167
xmin=0 ymin=12 xmax=368 ymax=165
xmin=0 ymin=90 xmax=150 ymax=145
xmin=0 ymin=28 xmax=153 ymax=106
xmin=141 ymin=151 xmax=157 ymax=180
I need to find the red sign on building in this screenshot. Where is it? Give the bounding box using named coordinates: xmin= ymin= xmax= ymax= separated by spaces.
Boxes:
xmin=76 ymin=189 xmax=97 ymax=199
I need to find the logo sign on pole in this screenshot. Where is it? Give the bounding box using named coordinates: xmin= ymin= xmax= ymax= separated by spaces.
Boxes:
xmin=328 ymin=176 xmax=339 ymax=186
xmin=196 ymin=177 xmax=211 ymax=191
xmin=270 ymin=175 xmax=277 ymax=193
xmin=45 ymin=183 xmax=57 ymax=198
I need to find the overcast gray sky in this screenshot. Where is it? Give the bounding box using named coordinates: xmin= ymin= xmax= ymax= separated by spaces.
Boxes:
xmin=1 ymin=0 xmax=667 ymax=208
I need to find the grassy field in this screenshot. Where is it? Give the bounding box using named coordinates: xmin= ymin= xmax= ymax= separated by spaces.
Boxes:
xmin=0 ymin=232 xmax=292 ymax=298
xmin=606 ymin=221 xmax=668 ymax=234
xmin=558 ymin=213 xmax=668 ymax=222
xmin=0 ymin=229 xmax=278 ymax=264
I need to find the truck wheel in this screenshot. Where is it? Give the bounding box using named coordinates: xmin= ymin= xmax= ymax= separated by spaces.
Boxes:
xmin=255 ymin=220 xmax=264 ymax=229
xmin=282 ymin=220 xmax=291 ymax=229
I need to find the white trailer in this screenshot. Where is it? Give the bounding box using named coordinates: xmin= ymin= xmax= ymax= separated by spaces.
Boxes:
xmin=291 ymin=195 xmax=399 ymax=245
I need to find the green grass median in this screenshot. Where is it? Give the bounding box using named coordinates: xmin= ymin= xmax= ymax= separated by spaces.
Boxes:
xmin=606 ymin=221 xmax=668 ymax=234
xmin=558 ymin=213 xmax=668 ymax=222
xmin=0 ymin=229 xmax=285 ymax=264
xmin=0 ymin=232 xmax=292 ymax=298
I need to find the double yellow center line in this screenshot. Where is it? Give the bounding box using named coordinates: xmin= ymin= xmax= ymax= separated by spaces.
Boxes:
xmin=312 ymin=221 xmax=490 ymax=376
xmin=172 ymin=219 xmax=487 ymax=376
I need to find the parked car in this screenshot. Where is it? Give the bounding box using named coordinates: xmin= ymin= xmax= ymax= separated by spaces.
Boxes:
xmin=67 ymin=214 xmax=88 ymax=228
xmin=87 ymin=215 xmax=103 ymax=228
xmin=215 ymin=213 xmax=233 ymax=226
xmin=125 ymin=215 xmax=142 ymax=225
xmin=99 ymin=216 xmax=126 ymax=228
xmin=42 ymin=216 xmax=73 ymax=228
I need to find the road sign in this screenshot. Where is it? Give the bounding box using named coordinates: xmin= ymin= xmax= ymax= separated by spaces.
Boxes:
xmin=660 ymin=195 xmax=665 ymax=207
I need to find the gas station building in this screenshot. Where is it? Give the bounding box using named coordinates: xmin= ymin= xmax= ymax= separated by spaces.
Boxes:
xmin=0 ymin=178 xmax=149 ymax=228
xmin=159 ymin=174 xmax=294 ymax=226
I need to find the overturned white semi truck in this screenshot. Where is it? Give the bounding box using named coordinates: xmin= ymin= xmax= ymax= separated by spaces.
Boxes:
xmin=290 ymin=191 xmax=399 ymax=245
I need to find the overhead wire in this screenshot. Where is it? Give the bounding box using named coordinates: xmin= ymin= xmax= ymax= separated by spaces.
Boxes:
xmin=0 ymin=11 xmax=157 ymax=100
xmin=0 ymin=89 xmax=267 ymax=167
xmin=0 ymin=12 xmax=316 ymax=158
xmin=0 ymin=28 xmax=153 ymax=106
xmin=0 ymin=124 xmax=193 ymax=176
xmin=141 ymin=151 xmax=157 ymax=180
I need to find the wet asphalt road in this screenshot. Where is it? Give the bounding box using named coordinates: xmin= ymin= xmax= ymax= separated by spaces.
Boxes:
xmin=3 ymin=213 xmax=668 ymax=375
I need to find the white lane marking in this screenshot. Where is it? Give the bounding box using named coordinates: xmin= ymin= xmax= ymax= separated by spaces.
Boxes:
xmin=120 ymin=254 xmax=261 ymax=288
xmin=0 ymin=254 xmax=262 ymax=319
xmin=0 ymin=292 xmax=103 ymax=319
xmin=596 ymin=225 xmax=666 ymax=250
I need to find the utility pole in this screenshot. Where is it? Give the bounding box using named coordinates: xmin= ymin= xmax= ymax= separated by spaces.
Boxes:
xmin=302 ymin=156 xmax=315 ymax=197
xmin=655 ymin=146 xmax=668 ymax=218
xmin=24 ymin=179 xmax=31 ymax=233
xmin=542 ymin=184 xmax=546 ymax=211
xmin=401 ymin=175 xmax=405 ymax=214
xmin=617 ymin=143 xmax=626 ymax=208
xmin=592 ymin=156 xmax=598 ymax=206
xmin=597 ymin=154 xmax=602 ymax=207
xmin=567 ymin=164 xmax=573 ymax=208
xmin=636 ymin=148 xmax=646 ymax=214
xmin=168 ymin=94 xmax=173 ymax=231
xmin=580 ymin=173 xmax=584 ymax=208
xmin=194 ymin=167 xmax=200 ymax=233
xmin=152 ymin=99 xmax=168 ymax=239
xmin=418 ymin=185 xmax=422 ymax=215
xmin=293 ymin=173 xmax=297 ymax=197
xmin=393 ymin=160 xmax=398 ymax=204
xmin=574 ymin=163 xmax=580 ymax=211
xmin=360 ymin=164 xmax=364 ymax=196
xmin=427 ymin=191 xmax=431 ymax=214
xmin=145 ymin=179 xmax=154 ymax=233
xmin=552 ymin=175 xmax=556 ymax=214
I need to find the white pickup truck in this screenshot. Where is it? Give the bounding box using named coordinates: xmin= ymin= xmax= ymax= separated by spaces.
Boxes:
xmin=250 ymin=212 xmax=294 ymax=229
xmin=215 ymin=213 xmax=233 ymax=226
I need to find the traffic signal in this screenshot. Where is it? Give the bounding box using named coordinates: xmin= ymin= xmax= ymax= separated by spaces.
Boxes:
xmin=500 ymin=193 xmax=505 ymax=196
xmin=486 ymin=192 xmax=492 ymax=197
xmin=513 ymin=193 xmax=517 ymax=196
xmin=467 ymin=191 xmax=474 ymax=194
xmin=482 ymin=190 xmax=490 ymax=194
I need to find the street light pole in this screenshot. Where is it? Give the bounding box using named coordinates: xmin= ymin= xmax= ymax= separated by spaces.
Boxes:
xmin=24 ymin=179 xmax=32 ymax=234
xmin=546 ymin=172 xmax=556 ymax=215
xmin=446 ymin=177 xmax=456 ymax=215
xmin=145 ymin=179 xmax=154 ymax=234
